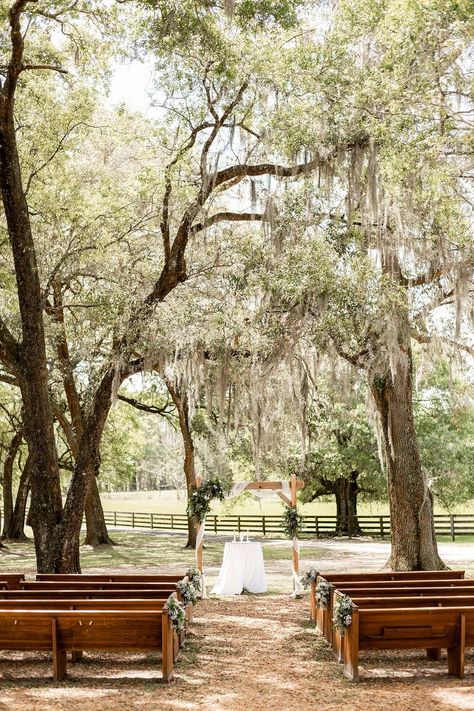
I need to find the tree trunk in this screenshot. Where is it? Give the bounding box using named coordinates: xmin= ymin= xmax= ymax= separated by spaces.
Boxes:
xmin=369 ymin=317 xmax=444 ymax=570
xmin=4 ymin=455 xmax=31 ymax=541
xmin=165 ymin=380 xmax=197 ymax=548
xmin=1 ymin=428 xmax=22 ymax=537
xmin=0 ymin=18 xmax=63 ymax=572
xmin=334 ymin=473 xmax=362 ymax=536
xmin=84 ymin=476 xmax=115 ymax=546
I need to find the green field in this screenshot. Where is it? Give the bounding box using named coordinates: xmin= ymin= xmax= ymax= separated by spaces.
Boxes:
xmin=99 ymin=489 xmax=473 ymax=517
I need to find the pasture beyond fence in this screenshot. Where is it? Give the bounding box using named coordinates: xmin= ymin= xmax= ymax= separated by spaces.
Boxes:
xmin=101 ymin=511 xmax=474 ymax=541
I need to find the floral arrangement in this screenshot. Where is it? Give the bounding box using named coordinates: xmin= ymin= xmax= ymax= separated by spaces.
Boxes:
xmin=177 ymin=579 xmax=198 ymax=606
xmin=332 ymin=594 xmax=353 ymax=635
xmin=187 ymin=566 xmax=202 ymax=592
xmin=187 ymin=477 xmax=226 ymax=523
xmin=315 ymin=580 xmax=332 ymax=609
xmin=165 ymin=596 xmax=186 ymax=632
xmin=282 ymin=504 xmax=303 ymax=539
xmin=301 ymin=568 xmax=318 ymax=590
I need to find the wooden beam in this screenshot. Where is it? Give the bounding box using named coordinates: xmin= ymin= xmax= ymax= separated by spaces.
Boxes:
xmin=276 ymin=491 xmax=291 ymax=506
xmin=244 ymin=480 xmax=304 ymax=491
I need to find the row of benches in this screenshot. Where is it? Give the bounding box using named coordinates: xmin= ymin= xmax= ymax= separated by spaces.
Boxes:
xmin=0 ymin=572 xmax=196 ymax=682
xmin=309 ymin=569 xmax=474 ymax=681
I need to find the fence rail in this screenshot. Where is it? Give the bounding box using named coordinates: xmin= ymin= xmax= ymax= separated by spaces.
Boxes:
xmin=102 ymin=511 xmax=474 ymax=541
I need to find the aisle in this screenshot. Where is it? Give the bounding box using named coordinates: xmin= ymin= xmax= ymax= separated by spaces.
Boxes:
xmin=2 ymin=594 xmax=474 ymax=710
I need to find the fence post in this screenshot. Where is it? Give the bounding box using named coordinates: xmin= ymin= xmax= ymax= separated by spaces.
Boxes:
xmin=379 ymin=516 xmax=384 ymax=539
xmin=214 ymin=515 xmax=217 ymax=534
xmin=131 ymin=512 xmax=135 ymax=528
xmin=450 ymin=514 xmax=455 ymax=542
xmin=113 ymin=511 xmax=117 ymax=527
xmin=315 ymin=516 xmax=319 ymax=538
xmin=150 ymin=513 xmax=153 ymax=529
xmin=262 ymin=516 xmax=266 ymax=536
xmin=237 ymin=515 xmax=241 ymax=533
xmin=171 ymin=513 xmax=174 ymax=530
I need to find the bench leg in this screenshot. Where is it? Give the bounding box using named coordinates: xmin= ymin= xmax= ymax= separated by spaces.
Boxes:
xmin=162 ymin=610 xmax=175 ymax=683
xmin=71 ymin=651 xmax=84 ymax=663
xmin=342 ymin=611 xmax=359 ymax=682
xmin=52 ymin=618 xmax=67 ymax=681
xmin=448 ymin=614 xmax=465 ymax=679
xmin=426 ymin=648 xmax=441 ymax=661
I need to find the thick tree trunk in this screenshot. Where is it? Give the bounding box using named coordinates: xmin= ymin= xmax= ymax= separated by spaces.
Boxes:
xmin=165 ymin=380 xmax=197 ymax=548
xmin=334 ymin=473 xmax=362 ymax=536
xmin=369 ymin=315 xmax=444 ymax=570
xmin=50 ymin=367 xmax=118 ymax=572
xmin=3 ymin=455 xmax=31 ymax=541
xmin=1 ymin=428 xmax=22 ymax=537
xmin=84 ymin=476 xmax=114 ymax=546
xmin=0 ymin=16 xmax=64 ymax=572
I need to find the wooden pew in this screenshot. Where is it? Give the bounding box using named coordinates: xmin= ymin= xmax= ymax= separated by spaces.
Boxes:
xmin=0 ymin=609 xmax=176 ymax=682
xmin=313 ymin=574 xmax=471 ymax=643
xmin=36 ymin=574 xmax=185 ymax=584
xmin=0 ymin=588 xmax=176 ymax=600
xmin=21 ymin=581 xmax=181 ymax=591
xmin=0 ymin=574 xmax=25 ymax=590
xmin=333 ymin=592 xmax=474 ymax=662
xmin=342 ymin=605 xmax=473 ymax=681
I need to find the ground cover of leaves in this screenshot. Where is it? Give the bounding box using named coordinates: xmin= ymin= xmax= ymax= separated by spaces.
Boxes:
xmin=1 ymin=534 xmax=474 ymax=711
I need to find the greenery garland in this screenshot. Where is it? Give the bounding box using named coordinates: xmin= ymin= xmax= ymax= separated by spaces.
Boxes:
xmin=177 ymin=579 xmax=198 ymax=606
xmin=315 ymin=580 xmax=332 ymax=609
xmin=187 ymin=566 xmax=202 ymax=592
xmin=165 ymin=596 xmax=186 ymax=632
xmin=332 ymin=595 xmax=353 ymax=635
xmin=301 ymin=568 xmax=318 ymax=589
xmin=282 ymin=504 xmax=303 ymax=539
xmin=187 ymin=477 xmax=226 ymax=523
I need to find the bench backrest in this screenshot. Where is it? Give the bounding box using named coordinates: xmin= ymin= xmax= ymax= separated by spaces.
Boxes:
xmin=318 ymin=570 xmax=465 ymax=583
xmin=334 ymin=584 xmax=474 ymax=596
xmin=36 ymin=574 xmax=184 ymax=583
xmin=0 ymin=598 xmax=169 ymax=611
xmin=0 ymin=610 xmax=166 ymax=651
xmin=0 ymin=588 xmax=176 ymax=600
xmin=354 ymin=605 xmax=474 ymax=650
xmin=338 ymin=593 xmax=474 ymax=609
xmin=333 ymin=579 xmax=474 ymax=590
xmin=21 ymin=581 xmax=179 ymax=591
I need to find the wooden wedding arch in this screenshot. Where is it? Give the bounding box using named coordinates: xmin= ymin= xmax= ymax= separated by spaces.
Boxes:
xmin=195 ymin=473 xmax=304 ymax=595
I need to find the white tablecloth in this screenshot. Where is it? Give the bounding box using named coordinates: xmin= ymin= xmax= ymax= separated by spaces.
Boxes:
xmin=211 ymin=542 xmax=267 ymax=595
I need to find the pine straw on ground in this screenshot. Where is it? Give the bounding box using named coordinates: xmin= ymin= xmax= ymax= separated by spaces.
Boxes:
xmin=1 ymin=594 xmax=474 ymax=711
xmin=1 ymin=536 xmax=474 ymax=710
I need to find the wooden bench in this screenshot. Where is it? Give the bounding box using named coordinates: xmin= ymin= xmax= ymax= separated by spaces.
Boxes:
xmin=36 ymin=574 xmax=185 ymax=583
xmin=312 ymin=572 xmax=469 ymax=642
xmin=0 ymin=609 xmax=176 ymax=682
xmin=0 ymin=574 xmax=25 ymax=590
xmin=342 ymin=605 xmax=474 ymax=681
xmin=332 ymin=591 xmax=474 ymax=662
xmin=21 ymin=581 xmax=182 ymax=591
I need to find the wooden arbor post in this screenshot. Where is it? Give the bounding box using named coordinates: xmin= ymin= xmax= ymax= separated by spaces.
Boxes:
xmin=195 ymin=477 xmax=304 ymax=597
xmin=291 ymin=472 xmax=299 ymax=584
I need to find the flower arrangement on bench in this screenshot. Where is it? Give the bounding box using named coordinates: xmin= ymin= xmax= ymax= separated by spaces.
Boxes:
xmin=332 ymin=594 xmax=353 ymax=635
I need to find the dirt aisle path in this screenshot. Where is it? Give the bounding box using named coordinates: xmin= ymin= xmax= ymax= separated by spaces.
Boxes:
xmin=2 ymin=594 xmax=474 ymax=711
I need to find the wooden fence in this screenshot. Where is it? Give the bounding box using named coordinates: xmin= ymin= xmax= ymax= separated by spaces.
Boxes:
xmin=101 ymin=511 xmax=474 ymax=541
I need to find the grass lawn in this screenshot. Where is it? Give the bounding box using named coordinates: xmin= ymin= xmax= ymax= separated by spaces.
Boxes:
xmin=99 ymin=489 xmax=474 ymax=517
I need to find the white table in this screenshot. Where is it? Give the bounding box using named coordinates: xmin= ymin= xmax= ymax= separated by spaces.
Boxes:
xmin=211 ymin=541 xmax=267 ymax=595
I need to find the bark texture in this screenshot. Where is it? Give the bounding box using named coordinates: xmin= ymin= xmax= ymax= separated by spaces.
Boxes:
xmin=3 ymin=454 xmax=31 ymax=541
xmin=84 ymin=477 xmax=114 ymax=546
xmin=166 ymin=380 xmax=198 ymax=548
xmin=1 ymin=428 xmax=22 ymax=537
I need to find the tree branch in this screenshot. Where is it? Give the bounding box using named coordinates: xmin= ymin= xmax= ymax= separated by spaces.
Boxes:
xmin=191 ymin=211 xmax=265 ymax=234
